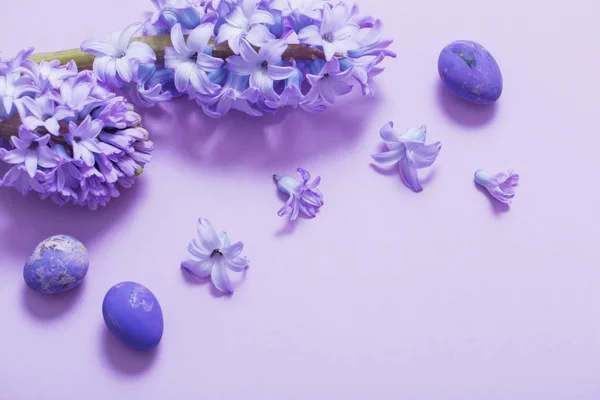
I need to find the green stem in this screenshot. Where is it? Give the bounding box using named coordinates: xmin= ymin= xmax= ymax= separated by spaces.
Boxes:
xmin=29 ymin=35 xmax=332 ymax=70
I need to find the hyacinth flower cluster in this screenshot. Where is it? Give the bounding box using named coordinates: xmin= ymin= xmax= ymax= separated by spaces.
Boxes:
xmin=0 ymin=49 xmax=154 ymax=209
xmin=77 ymin=0 xmax=395 ymax=117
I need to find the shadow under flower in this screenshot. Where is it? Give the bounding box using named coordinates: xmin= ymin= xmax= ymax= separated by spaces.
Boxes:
xmin=139 ymin=90 xmax=381 ymax=172
xmin=0 ymin=178 xmax=147 ymax=260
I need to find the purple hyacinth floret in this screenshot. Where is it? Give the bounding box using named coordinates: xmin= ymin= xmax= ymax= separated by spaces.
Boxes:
xmin=274 ymin=167 xmax=324 ymax=221
xmin=181 ymin=218 xmax=250 ymax=295
xmin=474 ymin=169 xmax=520 ymax=204
xmin=81 ymin=22 xmax=157 ymax=88
xmin=82 ymin=0 xmax=395 ymax=116
xmin=371 ymin=122 xmax=442 ymax=193
xmin=0 ymin=49 xmax=154 ymax=209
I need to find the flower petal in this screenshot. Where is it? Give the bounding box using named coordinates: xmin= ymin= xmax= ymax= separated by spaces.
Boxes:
xmin=319 ymin=81 xmax=336 ymax=105
xmin=115 ymin=57 xmax=133 ymax=82
xmin=81 ymin=39 xmax=116 ymax=58
xmin=408 ymin=142 xmax=441 ymax=169
xmin=379 ymin=121 xmax=399 ymax=142
xmin=246 ymin=24 xmax=275 ymax=47
xmin=216 ymin=23 xmax=244 ymax=46
xmin=227 ymin=55 xmax=255 ymax=75
xmin=170 ymin=24 xmax=192 ymax=56
xmin=37 ymin=146 xmax=60 ymax=168
xmin=239 ymin=39 xmax=262 ymax=64
xmin=117 ymin=22 xmax=143 ymax=54
xmin=211 ymin=260 xmax=234 ymax=294
xmin=298 ymin=25 xmax=322 ymax=46
xmin=126 ymin=41 xmax=156 ymax=64
xmin=399 ymin=156 xmax=422 ymax=192
xmin=250 ymin=71 xmax=276 ymax=99
xmin=197 ymin=218 xmax=221 ymax=251
xmin=188 ymin=240 xmax=209 ymax=259
xmin=43 ymin=118 xmax=61 ymax=136
xmin=24 ymin=150 xmax=38 ymax=178
xmin=259 ymin=39 xmax=288 ymax=64
xmin=222 ymin=241 xmax=243 ymax=259
xmin=225 ymin=6 xmax=249 ymax=28
xmin=174 ymin=62 xmax=194 ymax=92
xmin=249 ymin=9 xmax=275 ymax=25
xmin=1 ymin=149 xmax=25 ymax=164
xmin=218 ymin=232 xmax=231 ymax=249
xmin=182 ymin=259 xmax=214 ymax=279
xmin=400 ymin=125 xmax=427 ymax=144
xmin=371 ymin=148 xmax=403 ymax=166
xmin=268 ymin=65 xmax=294 ymax=81
xmin=227 ymin=257 xmax=249 ymax=272
xmin=187 ymin=23 xmax=215 ymax=52
xmin=333 ymin=24 xmax=359 ymax=41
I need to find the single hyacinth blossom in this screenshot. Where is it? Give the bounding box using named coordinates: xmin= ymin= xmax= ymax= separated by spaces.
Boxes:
xmin=274 ymin=167 xmax=323 ymax=221
xmin=181 ymin=218 xmax=250 ymax=295
xmin=474 ymin=169 xmax=520 ymax=204
xmin=371 ymin=122 xmax=442 ymax=193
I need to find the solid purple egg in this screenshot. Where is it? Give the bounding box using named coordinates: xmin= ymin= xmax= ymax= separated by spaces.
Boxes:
xmin=102 ymin=282 xmax=164 ymax=352
xmin=438 ymin=40 xmax=503 ymax=104
xmin=23 ymin=235 xmax=89 ymax=294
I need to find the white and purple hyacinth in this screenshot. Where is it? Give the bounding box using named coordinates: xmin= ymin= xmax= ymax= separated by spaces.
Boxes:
xmin=371 ymin=122 xmax=442 ymax=192
xmin=181 ymin=218 xmax=249 ymax=295
xmin=274 ymin=168 xmax=324 ymax=221
xmin=474 ymin=169 xmax=519 ymax=204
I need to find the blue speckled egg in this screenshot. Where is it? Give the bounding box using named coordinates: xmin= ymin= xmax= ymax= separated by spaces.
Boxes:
xmin=438 ymin=40 xmax=503 ymax=104
xmin=102 ymin=282 xmax=164 ymax=352
xmin=23 ymin=235 xmax=89 ymax=294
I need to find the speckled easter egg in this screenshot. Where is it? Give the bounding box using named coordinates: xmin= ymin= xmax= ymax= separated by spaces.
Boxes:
xmin=102 ymin=282 xmax=164 ymax=352
xmin=23 ymin=235 xmax=89 ymax=294
xmin=438 ymin=40 xmax=503 ymax=104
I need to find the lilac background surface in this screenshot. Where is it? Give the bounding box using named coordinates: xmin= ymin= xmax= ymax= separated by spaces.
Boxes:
xmin=0 ymin=0 xmax=599 ymax=399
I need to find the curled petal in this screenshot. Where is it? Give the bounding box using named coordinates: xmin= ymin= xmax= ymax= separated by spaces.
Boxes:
xmin=126 ymin=41 xmax=156 ymax=64
xmin=222 ymin=241 xmax=244 ymax=259
xmin=117 ymin=22 xmax=143 ymax=53
xmin=211 ymin=260 xmax=234 ymax=294
xmin=408 ymin=142 xmax=442 ymax=169
xmin=380 ymin=121 xmax=399 ymax=143
xmin=371 ymin=148 xmax=403 ymax=166
xmin=170 ymin=24 xmax=192 ymax=56
xmin=227 ymin=257 xmax=249 ymax=272
xmin=399 ymin=156 xmax=422 ymax=193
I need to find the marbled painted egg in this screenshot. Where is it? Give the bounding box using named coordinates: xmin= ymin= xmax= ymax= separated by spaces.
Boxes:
xmin=102 ymin=282 xmax=164 ymax=352
xmin=23 ymin=235 xmax=89 ymax=294
xmin=438 ymin=40 xmax=503 ymax=104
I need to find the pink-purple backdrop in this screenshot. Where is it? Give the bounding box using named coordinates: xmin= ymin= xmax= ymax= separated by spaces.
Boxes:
xmin=1 ymin=1 xmax=599 ymax=399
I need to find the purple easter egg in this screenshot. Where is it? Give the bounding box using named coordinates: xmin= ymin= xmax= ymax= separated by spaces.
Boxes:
xmin=23 ymin=235 xmax=89 ymax=294
xmin=102 ymin=282 xmax=164 ymax=352
xmin=438 ymin=40 xmax=503 ymax=104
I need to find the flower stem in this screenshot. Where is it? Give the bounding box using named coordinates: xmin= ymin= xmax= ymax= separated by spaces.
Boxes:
xmin=0 ymin=115 xmax=22 ymax=139
xmin=29 ymin=35 xmax=333 ymax=70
